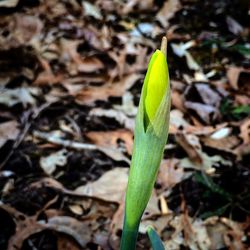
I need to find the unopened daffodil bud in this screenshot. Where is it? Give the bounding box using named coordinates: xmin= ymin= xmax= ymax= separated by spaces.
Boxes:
xmin=121 ymin=37 xmax=171 ymax=250
xmin=144 ymin=49 xmax=169 ymax=128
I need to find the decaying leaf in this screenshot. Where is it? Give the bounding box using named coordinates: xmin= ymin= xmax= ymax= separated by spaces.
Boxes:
xmin=227 ymin=66 xmax=250 ymax=90
xmin=86 ymin=129 xmax=133 ymax=155
xmin=179 ymin=151 xmax=232 ymax=173
xmin=73 ymin=73 xmax=142 ymax=105
xmin=0 ymin=0 xmax=19 ymax=7
xmin=0 ymin=120 xmax=19 ymax=148
xmin=157 ymin=159 xmax=192 ymax=190
xmin=0 ymin=88 xmax=38 ymax=107
xmin=42 ymin=216 xmax=91 ymax=247
xmin=75 ymin=168 xmax=128 ymax=203
xmin=40 ymin=149 xmax=68 ymax=175
xmin=156 ymin=0 xmax=181 ymax=28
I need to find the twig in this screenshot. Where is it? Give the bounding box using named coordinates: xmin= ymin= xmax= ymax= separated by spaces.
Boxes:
xmin=33 ymin=130 xmax=97 ymax=150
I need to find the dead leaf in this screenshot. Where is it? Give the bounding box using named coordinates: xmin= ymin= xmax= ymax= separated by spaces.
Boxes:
xmin=57 ymin=235 xmax=81 ymax=250
xmin=40 ymin=149 xmax=68 ymax=175
xmin=227 ymin=66 xmax=250 ymax=90
xmin=176 ymin=133 xmax=203 ymax=165
xmin=114 ymin=91 xmax=137 ymax=116
xmin=185 ymin=101 xmax=219 ymax=124
xmin=60 ymin=39 xmax=104 ymax=74
xmin=89 ymin=108 xmax=135 ymax=131
xmin=157 ymin=159 xmax=191 ymax=190
xmin=42 ymin=216 xmax=91 ymax=247
xmin=226 ymin=16 xmax=244 ymax=35
xmin=156 ymin=0 xmax=181 ymax=28
xmin=239 ymin=118 xmax=250 ymax=144
xmin=210 ymin=127 xmax=232 ymax=139
xmin=179 ymin=152 xmax=232 ymax=173
xmin=171 ymin=41 xmax=200 ymax=70
xmin=0 ymin=0 xmax=19 ymax=7
xmin=74 ymin=73 xmax=142 ymax=105
xmin=0 ymin=88 xmax=38 ymax=107
xmin=202 ymin=135 xmax=240 ymax=154
xmin=14 ymin=15 xmax=43 ymax=45
xmin=205 ymin=217 xmax=246 ymax=250
xmin=82 ymin=1 xmax=103 ymax=20
xmin=0 ymin=120 xmax=19 ymax=148
xmin=195 ymin=83 xmax=221 ymax=107
xmin=75 ymin=167 xmax=128 ymax=203
xmin=86 ymin=129 xmax=134 ymax=155
xmin=164 ymin=213 xmax=211 ymax=249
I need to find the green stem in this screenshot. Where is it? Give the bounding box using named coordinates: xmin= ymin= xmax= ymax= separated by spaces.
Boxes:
xmin=120 ymin=217 xmax=140 ymax=250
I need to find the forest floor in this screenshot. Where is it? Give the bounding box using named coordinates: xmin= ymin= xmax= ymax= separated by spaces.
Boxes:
xmin=0 ymin=0 xmax=249 ymax=249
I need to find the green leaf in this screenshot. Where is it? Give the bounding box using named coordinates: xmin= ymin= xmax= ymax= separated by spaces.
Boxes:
xmin=147 ymin=226 xmax=165 ymax=250
xmin=232 ymin=105 xmax=250 ymax=115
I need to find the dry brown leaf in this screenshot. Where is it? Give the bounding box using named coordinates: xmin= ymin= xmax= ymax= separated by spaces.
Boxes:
xmin=185 ymin=101 xmax=220 ymax=124
xmin=157 ymin=159 xmax=191 ymax=190
xmin=57 ymin=236 xmax=81 ymax=250
xmin=239 ymin=118 xmax=250 ymax=144
xmin=202 ymin=135 xmax=240 ymax=154
xmin=74 ymin=73 xmax=142 ymax=105
xmin=0 ymin=120 xmax=19 ymax=148
xmin=227 ymin=66 xmax=250 ymax=90
xmin=0 ymin=0 xmax=19 ymax=7
xmin=43 ymin=216 xmax=91 ymax=247
xmin=75 ymin=167 xmax=128 ymax=203
xmin=179 ymin=152 xmax=232 ymax=173
xmin=14 ymin=15 xmax=43 ymax=45
xmin=86 ymin=129 xmax=134 ymax=155
xmin=205 ymin=217 xmax=246 ymax=250
xmin=89 ymin=108 xmax=135 ymax=131
xmin=60 ymin=39 xmax=104 ymax=74
xmin=176 ymin=133 xmax=203 ymax=165
xmin=164 ymin=213 xmax=211 ymax=249
xmin=156 ymin=0 xmax=181 ymax=28
xmin=78 ymin=57 xmax=104 ymax=73
xmin=40 ymin=149 xmax=68 ymax=175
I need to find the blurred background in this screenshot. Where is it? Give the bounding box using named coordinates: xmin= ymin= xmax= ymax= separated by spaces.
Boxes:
xmin=0 ymin=0 xmax=249 ymax=249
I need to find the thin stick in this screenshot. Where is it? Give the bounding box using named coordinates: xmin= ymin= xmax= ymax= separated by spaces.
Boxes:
xmin=33 ymin=130 xmax=97 ymax=150
xmin=160 ymin=36 xmax=167 ymax=56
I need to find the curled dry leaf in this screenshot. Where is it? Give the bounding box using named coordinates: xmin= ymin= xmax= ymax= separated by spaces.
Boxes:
xmin=239 ymin=118 xmax=250 ymax=144
xmin=40 ymin=149 xmax=68 ymax=175
xmin=0 ymin=120 xmax=19 ymax=148
xmin=0 ymin=88 xmax=38 ymax=107
xmin=185 ymin=101 xmax=220 ymax=124
xmin=41 ymin=216 xmax=91 ymax=248
xmin=164 ymin=213 xmax=211 ymax=249
xmin=157 ymin=159 xmax=192 ymax=190
xmin=90 ymin=108 xmax=135 ymax=131
xmin=179 ymin=151 xmax=232 ymax=173
xmin=0 ymin=0 xmax=19 ymax=7
xmin=86 ymin=129 xmax=134 ymax=155
xmin=204 ymin=216 xmax=246 ymax=249
xmin=156 ymin=0 xmax=181 ymax=28
xmin=176 ymin=133 xmax=203 ymax=165
xmin=75 ymin=167 xmax=128 ymax=203
xmin=74 ymin=73 xmax=142 ymax=105
xmin=227 ymin=66 xmax=250 ymax=90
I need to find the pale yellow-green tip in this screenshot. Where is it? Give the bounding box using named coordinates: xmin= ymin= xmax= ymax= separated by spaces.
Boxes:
xmin=144 ymin=49 xmax=168 ymax=127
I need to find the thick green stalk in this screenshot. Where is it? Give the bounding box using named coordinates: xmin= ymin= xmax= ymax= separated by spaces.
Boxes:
xmin=120 ymin=215 xmax=140 ymax=250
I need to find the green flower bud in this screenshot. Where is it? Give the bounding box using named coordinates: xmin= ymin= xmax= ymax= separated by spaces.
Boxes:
xmin=121 ymin=38 xmax=171 ymax=250
xmin=144 ymin=50 xmax=169 ymax=129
